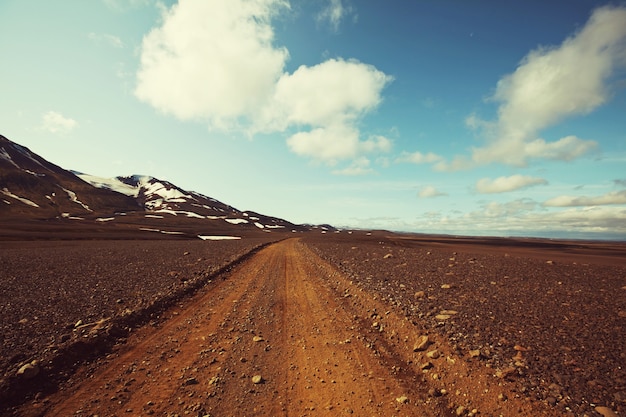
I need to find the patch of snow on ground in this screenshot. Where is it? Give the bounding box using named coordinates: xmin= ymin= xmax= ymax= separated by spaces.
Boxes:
xmin=254 ymin=222 xmax=265 ymax=229
xmin=265 ymin=224 xmax=285 ymax=229
xmin=160 ymin=230 xmax=185 ymax=235
xmin=154 ymin=209 xmax=205 ymax=219
xmin=145 ymin=214 xmax=164 ymax=219
xmin=198 ymin=235 xmax=241 ymax=240
xmin=61 ymin=187 xmax=92 ymax=211
xmin=1 ymin=188 xmax=40 ymax=207
xmin=0 ymin=148 xmax=20 ymax=168
xmin=96 ymin=217 xmax=115 ymax=222
xmin=225 ymin=218 xmax=248 ymax=225
xmin=75 ymin=173 xmax=139 ymax=196
xmin=140 ymin=227 xmax=160 ymax=232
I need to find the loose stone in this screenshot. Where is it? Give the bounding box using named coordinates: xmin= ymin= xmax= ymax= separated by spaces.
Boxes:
xmin=413 ymin=335 xmax=429 ymax=351
xmin=396 ymin=395 xmax=408 ymax=404
xmin=252 ymin=375 xmax=263 ymax=384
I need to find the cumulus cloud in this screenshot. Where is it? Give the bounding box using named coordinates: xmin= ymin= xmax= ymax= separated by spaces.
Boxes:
xmin=40 ymin=111 xmax=78 ymax=134
xmin=135 ymin=0 xmax=289 ymax=126
xmin=396 ymin=151 xmax=443 ymax=165
xmin=316 ymin=0 xmax=354 ymax=32
xmin=135 ymin=0 xmax=391 ymax=165
xmin=418 ymin=185 xmax=447 ymax=198
xmin=443 ymin=5 xmax=626 ymax=170
xmin=475 ymin=174 xmax=548 ymax=194
xmin=543 ymin=190 xmax=626 ymax=207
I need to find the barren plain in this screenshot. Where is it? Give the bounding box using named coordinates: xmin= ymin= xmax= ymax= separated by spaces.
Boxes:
xmin=1 ymin=231 xmax=625 ymax=417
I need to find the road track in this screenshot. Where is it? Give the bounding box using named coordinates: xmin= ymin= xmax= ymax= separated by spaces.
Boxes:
xmin=20 ymin=238 xmax=560 ymax=417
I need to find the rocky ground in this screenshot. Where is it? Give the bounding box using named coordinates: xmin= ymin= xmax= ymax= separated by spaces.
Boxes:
xmin=1 ymin=231 xmax=624 ymax=416
xmin=0 ymin=236 xmax=280 ymax=410
xmin=303 ymin=232 xmax=626 ymax=416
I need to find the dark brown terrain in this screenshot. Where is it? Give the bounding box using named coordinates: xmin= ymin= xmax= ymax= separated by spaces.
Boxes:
xmin=1 ymin=230 xmax=624 ymax=416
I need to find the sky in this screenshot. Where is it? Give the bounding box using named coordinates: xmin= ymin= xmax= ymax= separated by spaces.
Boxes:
xmin=1 ymin=0 xmax=625 ymax=240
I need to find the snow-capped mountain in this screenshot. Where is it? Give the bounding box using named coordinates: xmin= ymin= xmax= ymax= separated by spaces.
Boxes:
xmin=0 ymin=134 xmax=305 ymax=237
xmin=0 ymin=135 xmax=139 ymax=218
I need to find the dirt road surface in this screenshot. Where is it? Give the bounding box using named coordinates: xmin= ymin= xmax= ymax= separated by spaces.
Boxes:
xmin=18 ymin=239 xmax=561 ymax=417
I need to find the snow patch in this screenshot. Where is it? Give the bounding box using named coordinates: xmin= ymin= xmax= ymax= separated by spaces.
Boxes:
xmin=61 ymin=187 xmax=91 ymax=211
xmin=96 ymin=217 xmax=115 ymax=222
xmin=225 ymin=218 xmax=248 ymax=225
xmin=145 ymin=214 xmax=164 ymax=219
xmin=198 ymin=235 xmax=241 ymax=240
xmin=1 ymin=188 xmax=39 ymax=207
xmin=254 ymin=222 xmax=265 ymax=229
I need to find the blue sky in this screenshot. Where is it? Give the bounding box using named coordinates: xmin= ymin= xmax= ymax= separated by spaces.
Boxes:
xmin=1 ymin=0 xmax=625 ymax=239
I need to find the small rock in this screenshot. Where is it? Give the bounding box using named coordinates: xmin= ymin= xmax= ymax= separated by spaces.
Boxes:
xmin=383 ymin=253 xmax=393 ymax=259
xmin=414 ymin=291 xmax=426 ymax=298
xmin=426 ymin=349 xmax=440 ymax=359
xmin=183 ymin=377 xmax=198 ymax=386
xmin=435 ymin=314 xmax=451 ymax=320
xmin=18 ymin=318 xmax=28 ymax=324
xmin=252 ymin=336 xmax=264 ymax=342
xmin=595 ymin=406 xmax=618 ymax=417
xmin=468 ymin=349 xmax=481 ymax=358
xmin=441 ymin=284 xmax=452 ymax=289
xmin=396 ymin=395 xmax=408 ymax=404
xmin=413 ymin=335 xmax=429 ymax=351
xmin=251 ymin=375 xmax=263 ymax=384
xmin=546 ymin=396 xmax=557 ymax=406
xmin=74 ymin=320 xmax=83 ymax=328
xmin=17 ymin=361 xmax=40 ymax=379
xmin=456 ymin=405 xmax=466 ymax=416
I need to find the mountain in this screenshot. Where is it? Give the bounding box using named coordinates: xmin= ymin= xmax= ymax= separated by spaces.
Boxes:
xmin=0 ymin=135 xmax=139 ymax=218
xmin=0 ymin=134 xmax=307 ymax=238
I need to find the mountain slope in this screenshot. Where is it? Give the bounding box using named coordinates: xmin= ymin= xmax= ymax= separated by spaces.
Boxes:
xmin=0 ymin=135 xmax=307 ymax=238
xmin=0 ymin=135 xmax=139 ymax=218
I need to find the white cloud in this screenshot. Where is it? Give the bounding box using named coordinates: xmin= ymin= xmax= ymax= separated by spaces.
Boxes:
xmin=543 ymin=190 xmax=626 ymax=207
xmin=332 ymin=157 xmax=373 ymax=176
xmin=316 ymin=0 xmax=353 ymax=32
xmin=418 ymin=185 xmax=447 ymax=198
xmin=287 ymin=125 xmax=391 ymax=162
xmin=40 ymin=111 xmax=78 ymax=134
xmin=262 ymin=58 xmax=390 ymax=130
xmin=446 ymin=5 xmax=626 ymax=169
xmin=135 ymin=0 xmax=391 ymax=165
xmin=396 ymin=151 xmax=443 ymax=164
xmin=475 ymin=174 xmax=548 ymax=194
xmin=88 ymin=32 xmax=124 ymax=48
xmin=135 ymin=0 xmax=290 ymax=126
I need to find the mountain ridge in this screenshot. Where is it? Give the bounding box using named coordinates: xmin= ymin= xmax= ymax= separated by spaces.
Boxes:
xmin=0 ymin=134 xmax=322 ymax=239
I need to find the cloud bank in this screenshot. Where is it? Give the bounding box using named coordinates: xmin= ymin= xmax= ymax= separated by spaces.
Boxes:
xmin=476 ymin=175 xmax=548 ymax=194
xmin=544 ymin=190 xmax=626 ymax=207
xmin=135 ymin=0 xmax=391 ymax=166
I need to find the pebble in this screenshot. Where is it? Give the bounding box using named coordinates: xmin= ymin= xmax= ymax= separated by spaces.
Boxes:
xmin=435 ymin=314 xmax=451 ymax=320
xmin=426 ymin=349 xmax=440 ymax=359
xmin=396 ymin=395 xmax=408 ymax=404
xmin=252 ymin=336 xmax=264 ymax=342
xmin=183 ymin=377 xmax=198 ymax=386
xmin=383 ymin=253 xmax=393 ymax=259
xmin=441 ymin=284 xmax=452 ymax=289
xmin=17 ymin=361 xmax=40 ymax=379
xmin=468 ymin=349 xmax=481 ymax=358
xmin=456 ymin=405 xmax=466 ymax=415
xmin=595 ymin=406 xmax=618 ymax=417
xmin=413 ymin=335 xmax=429 ymax=351
xmin=414 ymin=290 xmax=425 ymax=298
xmin=251 ymin=375 xmax=263 ymax=384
